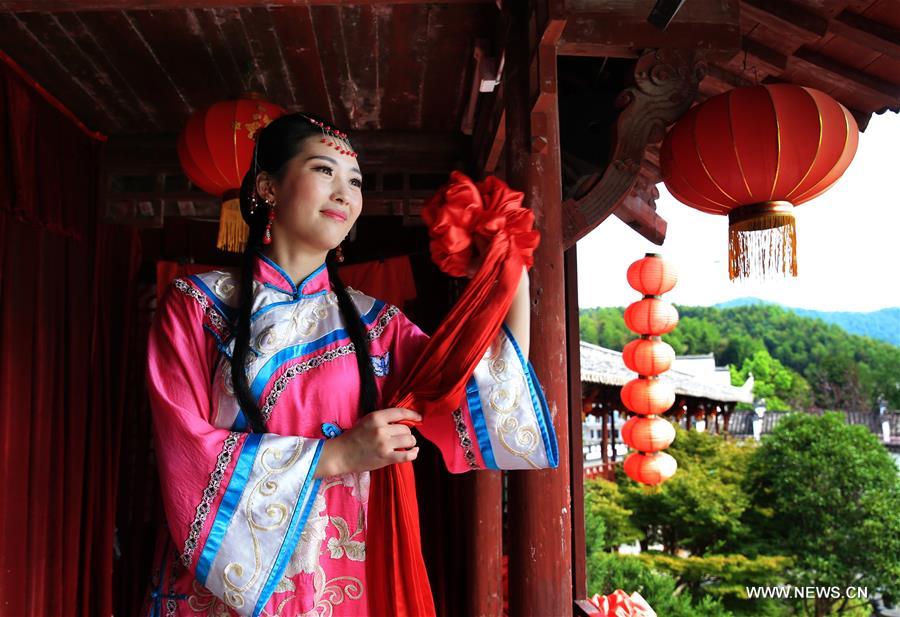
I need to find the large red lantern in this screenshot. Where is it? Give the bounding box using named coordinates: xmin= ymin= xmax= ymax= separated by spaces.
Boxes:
xmin=178 ymin=95 xmax=285 ymax=252
xmin=661 ymin=84 xmax=858 ymax=279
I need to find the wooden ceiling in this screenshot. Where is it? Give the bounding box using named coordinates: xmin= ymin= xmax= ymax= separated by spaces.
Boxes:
xmin=700 ymin=0 xmax=900 ymax=125
xmin=0 ymin=1 xmax=497 ymax=136
xmin=1 ymin=0 xmax=897 ymax=138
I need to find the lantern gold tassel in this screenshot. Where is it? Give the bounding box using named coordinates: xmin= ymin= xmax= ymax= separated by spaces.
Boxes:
xmin=217 ymin=193 xmax=248 ymax=253
xmin=727 ymin=201 xmax=797 ymax=280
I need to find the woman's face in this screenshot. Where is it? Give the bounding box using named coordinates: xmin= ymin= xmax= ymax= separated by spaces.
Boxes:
xmin=261 ymin=135 xmax=363 ymax=253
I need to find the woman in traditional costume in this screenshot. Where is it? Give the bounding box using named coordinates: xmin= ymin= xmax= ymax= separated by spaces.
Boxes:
xmin=144 ymin=112 xmax=558 ymax=617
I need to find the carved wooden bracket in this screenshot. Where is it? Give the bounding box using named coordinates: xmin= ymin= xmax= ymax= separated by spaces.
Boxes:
xmin=561 ymin=48 xmax=704 ymax=248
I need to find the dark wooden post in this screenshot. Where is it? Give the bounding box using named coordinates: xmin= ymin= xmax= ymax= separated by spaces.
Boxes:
xmin=506 ymin=1 xmax=573 ymax=616
xmin=467 ymin=472 xmax=503 ymax=616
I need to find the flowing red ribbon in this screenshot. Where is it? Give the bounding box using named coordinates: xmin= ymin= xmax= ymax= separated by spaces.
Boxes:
xmin=366 ymin=171 xmax=539 ymax=615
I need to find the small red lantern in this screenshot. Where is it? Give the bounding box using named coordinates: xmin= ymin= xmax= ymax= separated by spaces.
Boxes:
xmin=623 ymin=451 xmax=677 ymax=485
xmin=661 ymin=84 xmax=858 ymax=279
xmin=624 ymin=299 xmax=679 ymax=336
xmin=620 ymin=377 xmax=675 ymax=415
xmin=627 ymin=253 xmax=678 ymax=296
xmin=623 ymin=338 xmax=675 ymax=376
xmin=623 ymin=415 xmax=676 ymax=452
xmin=178 ymin=95 xmax=285 ymax=252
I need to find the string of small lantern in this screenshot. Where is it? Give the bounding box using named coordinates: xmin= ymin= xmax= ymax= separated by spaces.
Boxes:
xmin=620 ymin=254 xmax=679 ymax=485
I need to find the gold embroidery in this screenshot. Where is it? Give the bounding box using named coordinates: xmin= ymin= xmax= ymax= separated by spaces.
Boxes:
xmin=326 ymin=515 xmax=366 ymax=561
xmin=187 ymin=579 xmax=231 ymax=616
xmin=486 ymin=334 xmax=542 ymax=468
xmin=222 ymin=441 xmax=310 ymax=610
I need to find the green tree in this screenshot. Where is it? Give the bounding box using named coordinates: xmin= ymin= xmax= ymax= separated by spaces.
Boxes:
xmin=619 ymin=429 xmax=755 ymax=555
xmin=642 ymin=553 xmax=791 ymax=615
xmin=745 ymin=412 xmax=900 ymax=616
xmin=732 ymin=349 xmax=812 ymax=410
xmin=584 ymin=478 xmax=643 ymax=552
xmin=587 ymin=553 xmax=734 ymax=617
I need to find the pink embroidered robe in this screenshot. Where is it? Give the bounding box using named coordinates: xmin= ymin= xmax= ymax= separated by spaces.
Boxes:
xmin=144 ymin=252 xmax=558 ymax=617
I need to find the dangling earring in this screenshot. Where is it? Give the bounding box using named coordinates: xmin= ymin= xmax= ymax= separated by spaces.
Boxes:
xmin=263 ymin=200 xmax=275 ymax=245
xmin=335 ymin=243 xmax=345 ymax=263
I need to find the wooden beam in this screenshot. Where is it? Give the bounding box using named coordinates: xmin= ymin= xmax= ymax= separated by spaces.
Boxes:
xmin=562 ymin=48 xmax=702 ymax=247
xmin=614 ymin=193 xmax=667 ymax=245
xmin=565 ymin=246 xmax=589 ymax=603
xmin=830 ymin=10 xmax=900 ymax=61
xmin=647 ymin=0 xmax=688 ymax=31
xmin=104 ymin=130 xmax=470 ymax=173
xmin=792 ymin=47 xmax=900 ymax=102
xmin=560 ymin=13 xmax=740 ymax=56
xmin=740 ymin=0 xmax=827 ymax=45
xmin=0 ymin=0 xmax=492 ymax=10
xmin=506 ymin=2 xmax=572 ymax=616
xmin=740 ymin=37 xmax=788 ymax=74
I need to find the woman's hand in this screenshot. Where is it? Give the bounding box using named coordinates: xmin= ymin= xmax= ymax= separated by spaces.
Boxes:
xmin=314 ymin=407 xmax=422 ymax=478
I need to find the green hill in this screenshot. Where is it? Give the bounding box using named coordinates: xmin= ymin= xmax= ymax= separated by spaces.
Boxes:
xmin=579 ymin=303 xmax=900 ymax=410
xmin=714 ymin=297 xmax=900 ymax=347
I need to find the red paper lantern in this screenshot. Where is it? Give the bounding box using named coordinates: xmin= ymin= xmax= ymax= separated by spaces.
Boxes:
xmin=624 ymin=451 xmax=677 ymax=485
xmin=661 ymin=84 xmax=858 ymax=279
xmin=620 ymin=377 xmax=675 ymax=415
xmin=627 ymin=253 xmax=678 ymax=296
xmin=624 ymin=298 xmax=679 ymax=336
xmin=178 ymin=95 xmax=285 ymax=252
xmin=622 ymin=338 xmax=675 ymax=376
xmin=623 ymin=415 xmax=676 ymax=452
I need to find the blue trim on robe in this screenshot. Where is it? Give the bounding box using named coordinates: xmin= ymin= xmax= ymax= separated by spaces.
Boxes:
xmin=466 ymin=375 xmax=498 ymax=469
xmin=187 ymin=275 xmax=237 ymax=323
xmin=253 ymin=439 xmax=325 ymax=617
xmin=500 ymin=324 xmax=559 ymax=468
xmin=195 ymin=432 xmax=263 ymax=585
xmin=230 ymin=300 xmax=387 ymax=431
xmin=254 ymin=250 xmax=299 ymax=296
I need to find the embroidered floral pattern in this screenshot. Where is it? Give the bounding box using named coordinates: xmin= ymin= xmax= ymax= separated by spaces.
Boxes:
xmin=173 ymin=278 xmax=230 ymax=337
xmin=181 ymin=432 xmax=240 ymax=568
xmin=326 ymin=512 xmax=366 ymax=562
xmin=187 ymin=579 xmax=231 ymax=616
xmin=451 ymin=409 xmax=479 ymax=469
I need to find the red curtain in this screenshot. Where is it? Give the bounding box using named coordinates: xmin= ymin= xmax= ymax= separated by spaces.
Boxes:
xmin=0 ymin=60 xmax=141 ymax=615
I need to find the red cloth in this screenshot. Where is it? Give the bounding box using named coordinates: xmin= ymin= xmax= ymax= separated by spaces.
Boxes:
xmin=367 ymin=172 xmax=539 ymax=615
xmin=0 ymin=59 xmax=141 ymax=616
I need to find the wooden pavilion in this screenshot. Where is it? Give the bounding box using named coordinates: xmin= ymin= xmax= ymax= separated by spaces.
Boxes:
xmin=581 ymin=342 xmax=754 ymax=479
xmin=1 ymin=0 xmax=899 ymax=616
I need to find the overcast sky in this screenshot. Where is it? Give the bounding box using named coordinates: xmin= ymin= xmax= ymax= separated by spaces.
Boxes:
xmin=577 ymin=112 xmax=900 ymax=312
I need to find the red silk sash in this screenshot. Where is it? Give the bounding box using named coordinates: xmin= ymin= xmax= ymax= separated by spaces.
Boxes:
xmin=366 ymin=172 xmax=539 ymax=615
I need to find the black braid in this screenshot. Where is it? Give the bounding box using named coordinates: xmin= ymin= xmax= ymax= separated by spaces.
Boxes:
xmin=231 ymin=168 xmax=269 ymax=434
xmin=326 ymin=258 xmax=379 ymax=415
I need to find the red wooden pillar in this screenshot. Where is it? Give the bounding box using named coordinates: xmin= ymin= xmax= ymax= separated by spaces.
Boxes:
xmin=467 ymin=472 xmax=503 ymax=616
xmin=505 ymin=2 xmax=573 ymax=616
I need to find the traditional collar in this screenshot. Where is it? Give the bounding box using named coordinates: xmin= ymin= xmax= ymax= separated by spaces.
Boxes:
xmin=252 ymin=250 xmax=331 ymax=298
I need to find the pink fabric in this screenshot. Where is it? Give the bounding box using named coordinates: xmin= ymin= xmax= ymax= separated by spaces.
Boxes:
xmin=143 ymin=256 xmax=493 ymax=616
